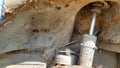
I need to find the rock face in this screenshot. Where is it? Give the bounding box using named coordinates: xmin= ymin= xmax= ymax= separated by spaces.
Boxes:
xmin=0 ymin=0 xmax=120 ymax=68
